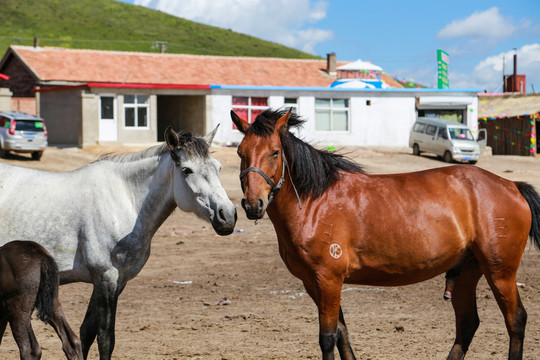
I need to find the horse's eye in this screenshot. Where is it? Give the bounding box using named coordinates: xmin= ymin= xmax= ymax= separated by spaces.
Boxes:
xmin=271 ymin=150 xmax=280 ymax=157
xmin=181 ymin=167 xmax=193 ymax=175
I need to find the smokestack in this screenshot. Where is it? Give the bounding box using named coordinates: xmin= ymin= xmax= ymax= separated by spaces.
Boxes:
xmin=513 ymin=53 xmax=517 ymax=93
xmin=327 ymin=53 xmax=336 ymax=76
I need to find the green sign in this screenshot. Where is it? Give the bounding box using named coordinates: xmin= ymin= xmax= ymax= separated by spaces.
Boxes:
xmin=437 ymin=49 xmax=449 ymax=89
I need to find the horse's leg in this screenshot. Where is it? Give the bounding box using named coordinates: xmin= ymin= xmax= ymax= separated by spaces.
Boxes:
xmin=10 ymin=316 xmax=42 ymax=360
xmin=483 ymin=271 xmax=526 ymax=360
xmin=48 ymin=295 xmax=83 ymax=360
xmin=80 ymin=270 xmax=121 ymax=360
xmin=447 ymin=259 xmax=483 ymax=360
xmin=79 ymin=293 xmax=98 ymax=358
xmin=336 ymin=307 xmax=357 ymax=360
xmin=304 ymin=279 xmax=348 ymax=360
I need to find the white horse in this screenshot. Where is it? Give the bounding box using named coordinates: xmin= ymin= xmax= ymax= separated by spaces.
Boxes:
xmin=0 ymin=126 xmax=237 ymax=359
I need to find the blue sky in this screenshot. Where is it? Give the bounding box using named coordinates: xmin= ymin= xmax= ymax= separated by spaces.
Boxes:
xmin=118 ymin=0 xmax=540 ymax=92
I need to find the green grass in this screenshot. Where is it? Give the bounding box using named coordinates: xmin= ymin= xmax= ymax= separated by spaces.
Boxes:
xmin=0 ymin=0 xmax=320 ymax=59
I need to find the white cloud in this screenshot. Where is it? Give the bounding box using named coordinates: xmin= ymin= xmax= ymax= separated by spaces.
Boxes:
xmin=438 ymin=7 xmax=517 ymax=40
xmin=450 ymin=43 xmax=540 ymax=92
xmin=133 ymin=0 xmax=332 ymax=54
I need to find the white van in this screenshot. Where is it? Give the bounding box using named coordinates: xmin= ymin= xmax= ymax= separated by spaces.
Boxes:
xmin=409 ymin=117 xmax=486 ymax=164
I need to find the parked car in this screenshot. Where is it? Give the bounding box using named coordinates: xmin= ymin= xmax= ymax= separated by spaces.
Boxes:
xmin=0 ymin=111 xmax=48 ymax=160
xmin=409 ymin=117 xmax=486 ymax=164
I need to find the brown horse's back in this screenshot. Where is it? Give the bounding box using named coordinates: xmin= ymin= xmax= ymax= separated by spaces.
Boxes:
xmin=338 ymin=165 xmax=531 ymax=286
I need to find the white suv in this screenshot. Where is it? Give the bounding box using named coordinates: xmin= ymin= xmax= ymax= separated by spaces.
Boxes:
xmin=0 ymin=112 xmax=48 ymax=160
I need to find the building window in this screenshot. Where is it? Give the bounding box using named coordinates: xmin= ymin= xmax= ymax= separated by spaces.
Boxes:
xmin=232 ymin=96 xmax=268 ymax=128
xmin=124 ymin=95 xmax=149 ymax=128
xmin=101 ymin=96 xmax=115 ymax=120
xmin=315 ymin=98 xmax=349 ymax=131
xmin=284 ymin=97 xmax=298 ymax=114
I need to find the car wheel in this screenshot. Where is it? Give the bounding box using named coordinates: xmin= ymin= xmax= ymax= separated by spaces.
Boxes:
xmin=31 ymin=151 xmax=43 ymax=160
xmin=412 ymin=144 xmax=420 ymax=156
xmin=469 ymin=160 xmax=477 ymax=165
xmin=443 ymin=151 xmax=453 ymax=163
xmin=0 ymin=145 xmax=6 ymax=159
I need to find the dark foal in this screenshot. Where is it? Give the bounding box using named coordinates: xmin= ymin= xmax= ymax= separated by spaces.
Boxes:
xmin=0 ymin=241 xmax=82 ymax=360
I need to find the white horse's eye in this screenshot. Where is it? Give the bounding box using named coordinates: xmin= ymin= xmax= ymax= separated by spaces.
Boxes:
xmin=181 ymin=167 xmax=193 ymax=175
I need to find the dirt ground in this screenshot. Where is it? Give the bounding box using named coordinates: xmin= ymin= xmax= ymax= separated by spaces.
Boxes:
xmin=1 ymin=144 xmax=540 ymax=359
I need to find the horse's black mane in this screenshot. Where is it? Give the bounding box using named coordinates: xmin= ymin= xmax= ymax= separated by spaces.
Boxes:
xmin=249 ymin=108 xmax=365 ymax=198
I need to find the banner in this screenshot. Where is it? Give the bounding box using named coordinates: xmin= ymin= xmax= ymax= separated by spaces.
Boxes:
xmin=437 ymin=49 xmax=449 ymax=89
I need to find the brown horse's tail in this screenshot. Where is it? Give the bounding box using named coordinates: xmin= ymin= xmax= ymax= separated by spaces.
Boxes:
xmin=516 ymin=182 xmax=540 ymax=249
xmin=35 ymin=251 xmax=60 ymax=323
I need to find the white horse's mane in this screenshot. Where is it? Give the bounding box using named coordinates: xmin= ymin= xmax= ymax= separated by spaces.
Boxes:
xmin=96 ymin=143 xmax=170 ymax=163
xmin=95 ymin=131 xmax=210 ymax=164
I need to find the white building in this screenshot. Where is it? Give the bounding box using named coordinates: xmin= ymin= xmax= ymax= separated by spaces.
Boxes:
xmin=0 ymin=46 xmax=479 ymax=148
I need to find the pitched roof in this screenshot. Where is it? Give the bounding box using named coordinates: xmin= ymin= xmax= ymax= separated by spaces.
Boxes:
xmin=479 ymin=94 xmax=540 ymax=118
xmin=6 ymin=45 xmax=344 ymax=87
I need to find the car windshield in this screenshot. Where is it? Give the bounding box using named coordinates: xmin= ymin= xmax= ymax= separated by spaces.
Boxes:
xmin=448 ymin=127 xmax=474 ymax=141
xmin=14 ymin=120 xmax=45 ymax=132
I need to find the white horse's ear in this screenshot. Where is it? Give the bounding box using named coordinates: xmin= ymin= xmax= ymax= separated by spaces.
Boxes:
xmin=165 ymin=126 xmax=179 ymax=150
xmin=204 ymin=124 xmax=220 ymax=146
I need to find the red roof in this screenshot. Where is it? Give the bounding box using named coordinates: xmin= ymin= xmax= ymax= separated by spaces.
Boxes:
xmin=8 ymin=46 xmax=342 ymax=87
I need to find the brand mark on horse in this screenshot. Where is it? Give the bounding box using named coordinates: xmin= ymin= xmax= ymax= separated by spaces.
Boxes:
xmin=329 ymin=244 xmax=342 ymax=259
xmin=495 ymin=217 xmax=507 ymax=238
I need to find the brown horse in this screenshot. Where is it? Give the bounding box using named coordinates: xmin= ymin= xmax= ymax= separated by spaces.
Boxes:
xmin=0 ymin=241 xmax=82 ymax=359
xmin=231 ymin=108 xmax=540 ymax=360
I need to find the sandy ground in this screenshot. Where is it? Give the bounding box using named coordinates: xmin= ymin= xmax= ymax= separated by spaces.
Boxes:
xmin=1 ymin=144 xmax=540 ymax=359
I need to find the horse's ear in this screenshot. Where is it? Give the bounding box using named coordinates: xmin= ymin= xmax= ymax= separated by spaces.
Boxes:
xmin=231 ymin=110 xmax=249 ymax=134
xmin=204 ymin=124 xmax=220 ymax=146
xmin=164 ymin=126 xmax=179 ymax=150
xmin=275 ymin=108 xmax=292 ymax=134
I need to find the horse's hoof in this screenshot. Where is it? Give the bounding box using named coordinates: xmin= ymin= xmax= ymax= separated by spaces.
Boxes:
xmin=444 ymin=291 xmax=452 ymax=300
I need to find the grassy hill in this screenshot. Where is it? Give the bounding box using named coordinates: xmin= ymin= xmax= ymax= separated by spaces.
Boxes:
xmin=0 ymin=0 xmax=319 ymax=59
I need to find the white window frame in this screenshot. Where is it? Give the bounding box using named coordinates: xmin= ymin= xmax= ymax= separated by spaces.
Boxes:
xmin=314 ymin=98 xmax=350 ymax=132
xmin=284 ymin=97 xmax=298 ymax=114
xmin=232 ymin=96 xmax=268 ymax=124
xmin=123 ymin=95 xmax=150 ymax=129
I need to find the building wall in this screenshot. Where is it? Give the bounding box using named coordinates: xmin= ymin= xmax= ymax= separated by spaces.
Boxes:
xmin=116 ymin=94 xmax=158 ymax=145
xmin=208 ymin=90 xmax=478 ymax=148
xmin=0 ymin=55 xmax=37 ymax=97
xmin=0 ymin=88 xmax=11 ymax=112
xmin=81 ymin=93 xmax=99 ymax=146
xmin=82 ymin=89 xmax=158 ymax=146
xmin=39 ymin=89 xmax=82 ymax=146
xmin=11 ymin=97 xmax=36 ymax=115
xmin=40 ymin=86 xmax=478 ymax=149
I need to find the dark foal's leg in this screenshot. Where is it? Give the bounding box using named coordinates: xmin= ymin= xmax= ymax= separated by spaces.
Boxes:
xmin=80 ymin=272 xmax=121 ymax=360
xmin=10 ymin=316 xmax=42 ymax=360
xmin=48 ymin=296 xmax=83 ymax=360
xmin=336 ymin=307 xmax=357 ymax=360
xmin=0 ymin=318 xmax=7 ymax=345
xmin=447 ymin=260 xmax=483 ymax=360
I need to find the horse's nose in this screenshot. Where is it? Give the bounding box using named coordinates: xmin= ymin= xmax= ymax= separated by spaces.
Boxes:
xmin=212 ymin=205 xmax=237 ymax=236
xmin=216 ymin=207 xmax=237 ymax=225
xmin=241 ymin=198 xmax=264 ymax=219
